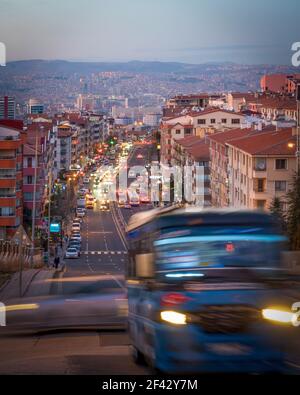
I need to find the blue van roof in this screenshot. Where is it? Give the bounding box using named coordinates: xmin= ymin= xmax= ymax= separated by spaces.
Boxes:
xmin=127 ymin=206 xmax=279 ymax=234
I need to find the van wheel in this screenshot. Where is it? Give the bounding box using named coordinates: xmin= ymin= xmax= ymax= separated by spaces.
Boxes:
xmin=130 ymin=345 xmax=146 ymax=366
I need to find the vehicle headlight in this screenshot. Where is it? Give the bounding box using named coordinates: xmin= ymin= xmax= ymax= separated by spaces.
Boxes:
xmin=160 ymin=311 xmax=187 ymax=325
xmin=262 ymin=308 xmax=295 ymax=324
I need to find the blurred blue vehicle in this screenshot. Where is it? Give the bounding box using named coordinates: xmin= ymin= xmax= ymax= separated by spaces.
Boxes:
xmin=126 ymin=207 xmax=291 ymax=374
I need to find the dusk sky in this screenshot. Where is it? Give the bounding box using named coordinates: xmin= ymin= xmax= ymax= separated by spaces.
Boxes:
xmin=0 ymin=0 xmax=299 ymax=64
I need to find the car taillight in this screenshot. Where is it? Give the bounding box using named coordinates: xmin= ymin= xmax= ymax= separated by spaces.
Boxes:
xmin=160 ymin=293 xmax=191 ymax=307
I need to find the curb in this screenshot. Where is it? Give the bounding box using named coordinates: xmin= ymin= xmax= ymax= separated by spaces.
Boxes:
xmin=21 ymin=269 xmax=42 ymax=297
xmin=0 ymin=276 xmax=11 ymax=294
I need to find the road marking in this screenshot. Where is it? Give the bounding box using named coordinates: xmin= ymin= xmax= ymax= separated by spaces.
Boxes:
xmin=82 ymin=250 xmax=128 ymax=255
xmin=89 ymin=231 xmax=113 ymax=234
xmin=110 ymin=274 xmax=126 ymax=290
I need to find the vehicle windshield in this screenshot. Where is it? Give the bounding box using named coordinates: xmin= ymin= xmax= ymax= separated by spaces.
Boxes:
xmin=154 ymin=225 xmax=287 ymax=276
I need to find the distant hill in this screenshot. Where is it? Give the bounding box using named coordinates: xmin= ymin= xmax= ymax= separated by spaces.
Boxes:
xmin=4 ymin=59 xmax=295 ymax=75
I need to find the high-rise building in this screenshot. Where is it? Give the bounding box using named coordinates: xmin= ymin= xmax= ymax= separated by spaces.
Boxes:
xmin=28 ymin=99 xmax=44 ymax=114
xmin=0 ymin=96 xmax=16 ymax=120
xmin=76 ymin=94 xmax=94 ymax=111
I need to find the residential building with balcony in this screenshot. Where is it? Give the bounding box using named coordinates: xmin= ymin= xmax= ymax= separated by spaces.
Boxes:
xmin=207 ymin=127 xmax=269 ymax=207
xmin=22 ymin=123 xmax=50 ymax=229
xmin=226 ymin=128 xmax=297 ymax=210
xmin=54 ymin=125 xmax=73 ymax=174
xmin=160 ymin=108 xmax=245 ymax=164
xmin=172 ymin=136 xmax=211 ymax=207
xmin=0 ymin=125 xmax=26 ymax=239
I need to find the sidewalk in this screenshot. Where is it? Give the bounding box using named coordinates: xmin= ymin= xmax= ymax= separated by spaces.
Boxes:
xmin=0 ymin=268 xmax=56 ymax=302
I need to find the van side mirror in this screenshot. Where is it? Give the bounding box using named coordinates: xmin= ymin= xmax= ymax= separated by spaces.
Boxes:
xmin=136 ymin=253 xmax=154 ymax=278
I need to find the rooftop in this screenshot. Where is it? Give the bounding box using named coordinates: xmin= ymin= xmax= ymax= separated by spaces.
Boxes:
xmin=227 ymin=127 xmax=295 ymax=155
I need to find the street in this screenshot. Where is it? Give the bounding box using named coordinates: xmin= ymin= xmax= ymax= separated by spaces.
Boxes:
xmin=0 ymin=143 xmax=153 ymax=374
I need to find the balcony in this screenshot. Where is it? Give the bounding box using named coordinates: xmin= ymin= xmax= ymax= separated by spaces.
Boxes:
xmin=252 ymin=169 xmax=267 ymax=178
xmin=0 ymin=158 xmax=16 ymax=168
xmin=0 ymin=196 xmax=16 ymax=206
xmin=0 ymin=178 xmax=16 ymax=188
xmin=250 ymin=190 xmax=268 ymax=200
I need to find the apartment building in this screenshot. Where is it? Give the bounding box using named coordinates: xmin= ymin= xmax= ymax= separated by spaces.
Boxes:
xmin=226 ymin=92 xmax=256 ymax=112
xmin=160 ymin=108 xmax=245 ymax=164
xmin=165 ymin=94 xmax=209 ymax=109
xmin=227 ymin=128 xmax=297 ymax=210
xmin=209 ymin=128 xmax=260 ymax=207
xmin=0 ymin=125 xmax=26 ymax=239
xmin=54 ymin=125 xmax=73 ymax=173
xmin=172 ymin=136 xmax=211 ymax=207
xmin=22 ymin=123 xmax=51 ymax=228
xmin=191 ymin=108 xmax=245 ymax=137
xmin=260 ymin=73 xmax=300 ymax=94
xmin=260 ymin=98 xmax=297 ymax=122
xmin=0 ymin=96 xmax=16 ymax=120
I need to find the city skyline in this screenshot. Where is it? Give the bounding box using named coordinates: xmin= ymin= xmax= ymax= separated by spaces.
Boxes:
xmin=0 ymin=0 xmax=299 ymax=65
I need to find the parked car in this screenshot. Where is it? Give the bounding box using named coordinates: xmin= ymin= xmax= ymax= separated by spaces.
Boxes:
xmin=71 ymin=224 xmax=81 ymax=232
xmin=76 ymin=208 xmax=86 ymax=217
xmin=68 ymin=243 xmax=81 ymax=256
xmin=83 ymin=177 xmax=90 ymax=184
xmin=65 ymin=247 xmax=79 ymax=259
xmin=71 ymin=232 xmax=81 ymax=240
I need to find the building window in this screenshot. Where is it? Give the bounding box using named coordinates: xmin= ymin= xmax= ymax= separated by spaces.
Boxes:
xmin=27 ymin=175 xmax=33 ymax=184
xmin=185 ymin=129 xmax=191 ymax=135
xmin=231 ymin=119 xmax=240 ymax=124
xmin=275 ymin=180 xmax=287 ymax=192
xmin=254 ymin=158 xmax=266 ymax=171
xmin=222 ymin=118 xmax=227 ymax=123
xmin=0 ymin=207 xmax=15 ymax=216
xmin=0 ymin=169 xmax=16 ymax=178
xmin=0 ymin=188 xmax=15 ymax=197
xmin=257 ymin=179 xmax=265 ymax=192
xmin=275 ymin=159 xmax=287 ymax=170
xmin=197 ymin=119 xmax=206 ymax=125
xmin=210 ymin=119 xmax=216 ymax=124
xmin=175 ymin=130 xmax=181 ymax=135
xmin=27 ymin=157 xmax=32 ymax=168
xmin=256 ymin=200 xmax=266 ymax=209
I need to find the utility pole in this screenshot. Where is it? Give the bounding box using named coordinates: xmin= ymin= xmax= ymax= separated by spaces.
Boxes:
xmin=30 ymin=130 xmax=39 ymax=266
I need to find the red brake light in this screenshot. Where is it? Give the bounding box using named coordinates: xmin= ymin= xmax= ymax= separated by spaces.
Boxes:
xmin=160 ymin=293 xmax=191 ymax=307
xmin=226 ymin=243 xmax=235 ymax=252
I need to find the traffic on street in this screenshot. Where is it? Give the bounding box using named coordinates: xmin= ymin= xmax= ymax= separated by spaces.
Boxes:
xmin=1 ymin=134 xmax=300 ymax=376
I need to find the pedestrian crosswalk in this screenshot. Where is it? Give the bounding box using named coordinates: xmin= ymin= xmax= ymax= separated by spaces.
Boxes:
xmin=83 ymin=251 xmax=128 ymax=255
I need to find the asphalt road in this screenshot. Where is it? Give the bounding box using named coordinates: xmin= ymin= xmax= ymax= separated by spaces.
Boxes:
xmin=0 ymin=142 xmax=154 ymax=375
